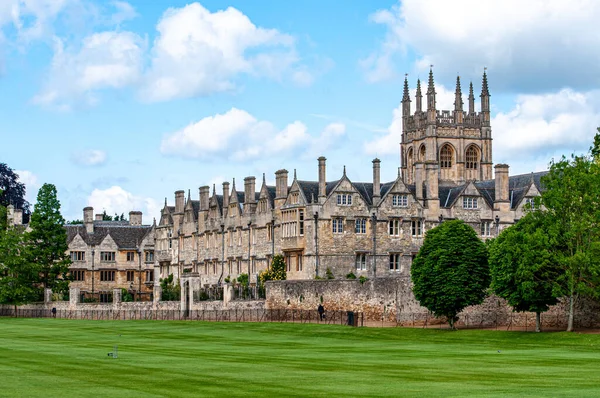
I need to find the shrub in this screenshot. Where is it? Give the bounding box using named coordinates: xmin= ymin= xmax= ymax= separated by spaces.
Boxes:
xmin=346 ymin=272 xmax=357 ymax=279
xmin=358 ymin=276 xmax=369 ymax=285
xmin=160 ymin=274 xmax=181 ymax=301
xmin=326 ymin=268 xmax=334 ymax=279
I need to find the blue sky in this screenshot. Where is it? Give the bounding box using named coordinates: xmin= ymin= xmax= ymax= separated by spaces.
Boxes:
xmin=1 ymin=0 xmax=599 ymax=221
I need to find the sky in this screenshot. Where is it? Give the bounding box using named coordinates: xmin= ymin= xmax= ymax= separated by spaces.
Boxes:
xmin=1 ymin=0 xmax=599 ymax=222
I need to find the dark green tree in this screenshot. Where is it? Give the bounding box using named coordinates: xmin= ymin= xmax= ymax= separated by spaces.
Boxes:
xmin=27 ymin=184 xmax=71 ymax=293
xmin=160 ymin=274 xmax=180 ymax=301
xmin=411 ymin=220 xmax=490 ymax=329
xmin=540 ymin=144 xmax=600 ymax=331
xmin=0 ymin=215 xmax=41 ymax=313
xmin=489 ymin=213 xmax=561 ymax=332
xmin=0 ymin=163 xmax=30 ymax=220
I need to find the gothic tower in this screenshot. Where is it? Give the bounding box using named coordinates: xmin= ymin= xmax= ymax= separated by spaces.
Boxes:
xmin=400 ymin=68 xmax=493 ymax=186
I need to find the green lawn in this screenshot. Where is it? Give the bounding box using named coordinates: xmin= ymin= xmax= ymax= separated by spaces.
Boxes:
xmin=1 ymin=319 xmax=599 ymax=397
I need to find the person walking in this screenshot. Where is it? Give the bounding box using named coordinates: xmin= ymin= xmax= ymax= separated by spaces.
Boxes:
xmin=318 ymin=304 xmax=325 ymax=321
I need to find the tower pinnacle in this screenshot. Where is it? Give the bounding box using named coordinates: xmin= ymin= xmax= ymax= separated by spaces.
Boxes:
xmin=415 ymin=79 xmax=422 ymax=112
xmin=468 ymin=81 xmax=475 ymax=114
xmin=454 ymin=75 xmax=463 ymax=111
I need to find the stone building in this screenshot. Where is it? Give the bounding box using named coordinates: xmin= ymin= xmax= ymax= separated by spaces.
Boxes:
xmin=65 ymin=207 xmax=156 ymax=300
xmin=156 ymin=70 xmax=545 ymax=287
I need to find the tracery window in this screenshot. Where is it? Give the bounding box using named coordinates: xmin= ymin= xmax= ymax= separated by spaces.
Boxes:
xmin=466 ymin=146 xmax=479 ymax=169
xmin=440 ymin=144 xmax=453 ymax=168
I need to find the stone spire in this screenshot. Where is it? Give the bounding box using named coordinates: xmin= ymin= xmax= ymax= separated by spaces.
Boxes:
xmin=481 ymin=70 xmax=490 ymax=98
xmin=402 ymin=74 xmax=411 ymax=116
xmin=426 ymin=67 xmax=436 ymax=110
xmin=480 ymin=69 xmax=491 ymax=126
xmin=454 ymin=75 xmax=463 ymax=111
xmin=343 ymin=165 xmax=347 ymax=178
xmin=468 ymin=81 xmax=475 ymax=114
xmin=415 ymin=78 xmax=422 ymax=112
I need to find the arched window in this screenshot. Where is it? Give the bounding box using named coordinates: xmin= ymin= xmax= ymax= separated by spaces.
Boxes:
xmin=466 ymin=146 xmax=479 ymax=169
xmin=419 ymin=145 xmax=426 ymax=161
xmin=407 ymin=148 xmax=414 ymax=180
xmin=440 ymin=144 xmax=453 ymax=168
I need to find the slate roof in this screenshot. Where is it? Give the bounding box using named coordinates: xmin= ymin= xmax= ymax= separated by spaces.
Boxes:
xmin=66 ymin=222 xmax=152 ymax=249
xmin=298 ymin=179 xmax=396 ymax=206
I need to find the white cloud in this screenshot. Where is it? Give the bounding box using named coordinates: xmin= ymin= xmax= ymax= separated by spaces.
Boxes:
xmin=364 ymin=84 xmax=455 ymax=156
xmin=363 ymin=0 xmax=600 ymax=91
xmin=140 ymin=2 xmax=304 ymax=102
xmin=33 ymin=31 xmax=145 ymax=109
xmin=110 ymin=1 xmax=137 ymax=25
xmin=160 ymin=108 xmax=346 ymax=162
xmin=70 ymin=149 xmax=107 ymax=166
xmin=88 ymin=185 xmax=161 ymax=223
xmin=492 ymin=89 xmax=600 ymax=169
xmin=0 ymin=0 xmax=71 ymax=42
xmin=15 ymin=169 xmax=41 ymax=203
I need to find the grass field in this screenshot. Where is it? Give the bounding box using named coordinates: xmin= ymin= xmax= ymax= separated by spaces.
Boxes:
xmin=1 ymin=319 xmax=599 ymax=397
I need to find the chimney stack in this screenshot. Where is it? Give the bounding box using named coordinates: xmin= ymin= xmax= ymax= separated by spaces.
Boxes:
xmin=95 ymin=214 xmax=103 ymax=221
xmin=222 ymin=182 xmax=230 ymax=210
xmin=244 ymin=176 xmax=256 ymax=204
xmin=6 ymin=205 xmax=14 ymax=226
xmin=175 ymin=190 xmax=185 ymax=213
xmin=13 ymin=208 xmax=22 ymax=226
xmin=199 ymin=186 xmax=210 ymax=212
xmin=83 ymin=207 xmax=94 ymax=234
xmin=275 ymin=170 xmax=288 ymax=199
xmin=494 ymin=164 xmax=510 ymax=203
xmin=129 ymin=211 xmax=142 ymax=226
xmin=425 ymin=162 xmax=439 ymax=215
xmin=318 ymin=156 xmax=327 ymax=201
xmin=372 ymin=158 xmax=381 ymax=204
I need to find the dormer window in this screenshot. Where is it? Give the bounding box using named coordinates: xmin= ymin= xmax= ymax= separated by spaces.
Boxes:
xmin=392 ymin=194 xmax=408 ymax=207
xmin=337 ymin=194 xmax=352 ymax=206
xmin=525 ymin=198 xmax=537 ymax=210
xmin=463 ymin=197 xmax=478 ymax=209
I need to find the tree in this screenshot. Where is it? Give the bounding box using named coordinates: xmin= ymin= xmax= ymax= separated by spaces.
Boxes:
xmin=160 ymin=274 xmax=180 ymax=301
xmin=540 ymin=145 xmax=600 ymax=332
xmin=0 ymin=163 xmax=30 ymax=222
xmin=411 ymin=220 xmax=490 ymax=329
xmin=258 ymin=254 xmax=287 ymax=287
xmin=489 ymin=213 xmax=561 ymax=332
xmin=0 ymin=207 xmax=41 ymax=313
xmin=27 ymin=184 xmax=71 ymax=293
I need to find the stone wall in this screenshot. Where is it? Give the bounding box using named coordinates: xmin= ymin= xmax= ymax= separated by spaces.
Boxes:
xmin=266 ymin=278 xmax=600 ymax=328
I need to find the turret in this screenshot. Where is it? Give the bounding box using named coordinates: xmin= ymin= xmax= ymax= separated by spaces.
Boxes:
xmin=480 ymin=69 xmax=490 ymax=126
xmin=415 ymin=79 xmax=422 ymax=113
xmin=454 ymin=76 xmax=463 ymax=124
xmin=468 ymin=81 xmax=475 ymax=114
xmin=426 ymin=67 xmax=436 ymax=124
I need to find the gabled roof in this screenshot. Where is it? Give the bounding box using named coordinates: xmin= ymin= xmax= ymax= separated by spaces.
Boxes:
xmin=471 ymin=171 xmax=548 ymax=210
xmin=65 ymin=223 xmax=152 ymax=249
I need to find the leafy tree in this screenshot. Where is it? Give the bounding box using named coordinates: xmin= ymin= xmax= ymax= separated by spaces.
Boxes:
xmin=0 ymin=215 xmax=41 ymax=313
xmin=489 ymin=213 xmax=561 ymax=332
xmin=540 ymin=145 xmax=600 ymax=331
xmin=160 ymin=274 xmax=181 ymax=301
xmin=27 ymin=184 xmax=71 ymax=293
xmin=236 ymin=273 xmax=249 ymax=287
xmin=66 ymin=219 xmax=83 ymax=225
xmin=0 ymin=164 xmax=30 ymax=219
xmin=98 ymin=210 xmax=127 ymax=221
xmin=411 ymin=220 xmax=490 ymax=329
xmin=259 ymin=254 xmax=286 ymax=286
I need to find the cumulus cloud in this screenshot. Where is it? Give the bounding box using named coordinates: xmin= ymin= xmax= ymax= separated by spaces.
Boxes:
xmin=493 ymin=89 xmax=600 ymax=167
xmin=70 ymin=149 xmax=107 ymax=166
xmin=0 ymin=0 xmax=71 ymax=42
xmin=140 ymin=3 xmax=305 ymax=102
xmin=15 ymin=169 xmax=41 ymax=203
xmin=363 ymin=0 xmax=600 ymax=91
xmin=160 ymin=108 xmax=345 ymax=161
xmin=110 ymin=1 xmax=137 ymax=25
xmin=33 ymin=31 xmax=145 ymax=109
xmin=88 ymin=185 xmax=161 ymax=223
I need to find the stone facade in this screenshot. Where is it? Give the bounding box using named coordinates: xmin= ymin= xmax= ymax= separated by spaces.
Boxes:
xmin=64 ymin=207 xmax=156 ymax=298
xmin=155 ymin=69 xmax=545 ymax=288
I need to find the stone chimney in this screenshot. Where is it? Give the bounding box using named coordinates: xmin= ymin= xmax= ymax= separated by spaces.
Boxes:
xmin=318 ymin=156 xmax=327 ymax=201
xmin=175 ymin=190 xmax=185 ymax=213
xmin=494 ymin=164 xmax=510 ymax=215
xmin=129 ymin=211 xmax=142 ymax=226
xmin=83 ymin=206 xmax=94 ymax=234
xmin=415 ymin=163 xmax=424 ymax=201
xmin=6 ymin=205 xmax=14 ymax=226
xmin=372 ymin=158 xmax=381 ymax=204
xmin=275 ymin=170 xmax=288 ymax=199
xmin=95 ymin=214 xmax=103 ymax=221
xmin=244 ymin=176 xmax=256 ymax=204
xmin=199 ymin=186 xmax=210 ymax=212
xmin=222 ymin=182 xmax=230 ymax=210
